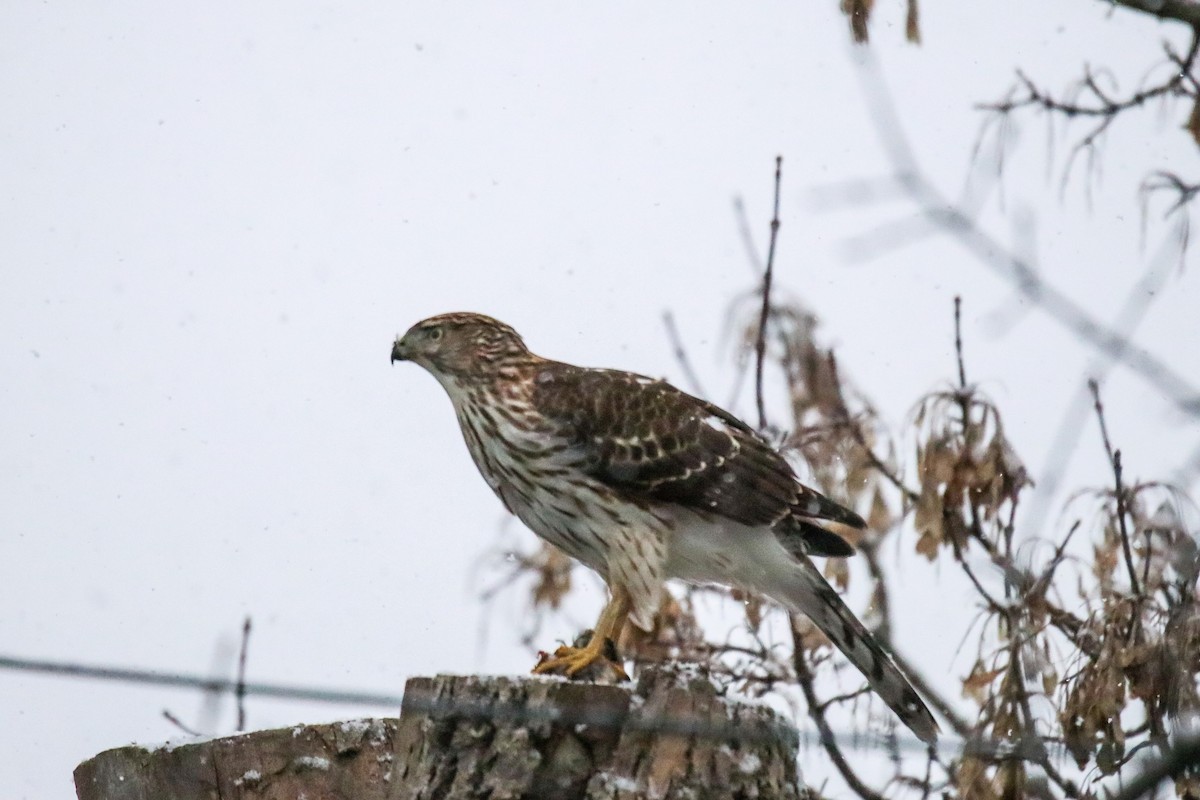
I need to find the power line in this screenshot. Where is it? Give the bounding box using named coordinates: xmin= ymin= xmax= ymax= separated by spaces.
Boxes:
xmin=0 ymin=653 xmax=404 ymax=708
xmin=0 ymin=651 xmax=924 ymax=751
xmin=19 ymin=648 xmax=1200 ymax=797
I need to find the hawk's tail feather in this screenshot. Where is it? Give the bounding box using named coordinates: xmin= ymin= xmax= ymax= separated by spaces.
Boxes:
xmin=791 ymin=487 xmax=867 ymax=530
xmin=765 ymin=553 xmax=939 ymax=745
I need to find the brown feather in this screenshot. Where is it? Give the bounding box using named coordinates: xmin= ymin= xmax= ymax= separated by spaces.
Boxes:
xmin=530 ymin=363 xmax=860 ymax=555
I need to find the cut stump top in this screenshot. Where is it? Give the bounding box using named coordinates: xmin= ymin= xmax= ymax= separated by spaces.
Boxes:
xmin=75 ymin=665 xmax=804 ymax=800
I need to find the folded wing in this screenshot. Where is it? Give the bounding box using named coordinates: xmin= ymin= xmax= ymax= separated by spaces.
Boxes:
xmin=531 ymin=365 xmax=863 ymax=556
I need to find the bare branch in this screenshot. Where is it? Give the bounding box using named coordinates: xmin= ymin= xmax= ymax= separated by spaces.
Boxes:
xmin=1009 ymin=634 xmax=1082 ymax=798
xmin=817 ymin=685 xmax=873 ymax=713
xmin=791 ymin=620 xmax=889 ymax=800
xmin=1142 ymin=171 xmax=1200 ymax=218
xmin=979 ymin=27 xmax=1200 ymax=224
xmin=732 ymin=196 xmax=764 ymax=273
xmin=755 ymin=156 xmax=784 ymax=430
xmin=1088 ymin=379 xmax=1143 ymax=597
xmin=954 ymin=296 xmax=968 ymax=390
xmin=236 ymin=616 xmax=252 ymax=732
xmin=1101 ymin=0 xmax=1200 ymax=27
xmin=162 ymin=709 xmax=200 ymax=737
xmin=662 ymin=311 xmax=708 ymax=398
xmin=981 ymin=37 xmax=1199 ymax=121
xmin=847 ymin=51 xmax=1200 ymax=418
xmin=1108 ymin=733 xmax=1200 ymax=800
xmin=889 ymin=648 xmax=974 ymax=738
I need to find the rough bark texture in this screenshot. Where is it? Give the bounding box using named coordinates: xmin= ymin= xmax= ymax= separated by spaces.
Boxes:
xmin=75 ymin=665 xmax=804 ymax=800
xmin=73 ymin=717 xmax=398 ymax=800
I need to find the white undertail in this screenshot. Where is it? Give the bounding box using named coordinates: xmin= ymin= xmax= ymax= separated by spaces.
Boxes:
xmin=667 ymin=518 xmax=938 ymax=745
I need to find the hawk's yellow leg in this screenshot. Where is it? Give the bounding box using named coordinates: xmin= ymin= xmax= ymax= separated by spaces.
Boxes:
xmin=533 ymin=588 xmax=630 ymax=680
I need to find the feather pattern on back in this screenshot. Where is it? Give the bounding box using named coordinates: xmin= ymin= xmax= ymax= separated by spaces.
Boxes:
xmin=531 ymin=364 xmax=861 ymax=556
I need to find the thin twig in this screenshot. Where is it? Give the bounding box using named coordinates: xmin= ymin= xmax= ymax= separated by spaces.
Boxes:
xmin=860 ymin=540 xmax=894 ymax=643
xmin=980 ymin=30 xmax=1200 ymax=201
xmin=236 ymin=616 xmax=252 ymax=732
xmin=920 ymin=749 xmax=935 ymax=800
xmin=1108 ymin=733 xmax=1200 ymax=800
xmin=791 ymin=620 xmax=888 ymax=800
xmin=1023 ymin=521 xmax=1082 ymax=603
xmin=960 ymin=557 xmax=1007 ymax=615
xmin=980 ymin=35 xmax=1200 ymax=121
xmin=1008 ymin=631 xmax=1082 ymax=798
xmin=888 ymin=649 xmax=973 ymax=738
xmin=948 ymin=297 xmax=998 ymax=564
xmin=732 ymin=196 xmax=764 ymax=273
xmin=954 ymin=296 xmax=968 ymax=390
xmin=755 ymin=156 xmax=783 ymax=430
xmin=162 ymin=709 xmax=200 ymax=736
xmin=662 ymin=311 xmax=708 ymax=398
xmin=817 ymin=685 xmax=873 ymax=713
xmin=1002 ymin=494 xmax=1018 ymax=601
xmin=1113 ymin=452 xmax=1142 ymax=598
xmin=1088 ymin=379 xmax=1142 ymax=598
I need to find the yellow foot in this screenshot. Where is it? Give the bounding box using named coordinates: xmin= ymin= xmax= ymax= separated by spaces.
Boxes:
xmin=532 ymin=633 xmax=629 ymax=682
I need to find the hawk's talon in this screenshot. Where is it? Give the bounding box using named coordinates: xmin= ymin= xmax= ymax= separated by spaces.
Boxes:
xmin=532 ymin=631 xmax=629 ymax=682
xmin=532 ymin=641 xmax=629 ymax=682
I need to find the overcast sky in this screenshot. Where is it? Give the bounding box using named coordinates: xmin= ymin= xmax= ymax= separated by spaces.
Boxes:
xmin=2 ymin=2 xmax=1197 ymax=797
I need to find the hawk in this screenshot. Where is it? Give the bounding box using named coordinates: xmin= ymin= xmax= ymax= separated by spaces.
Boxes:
xmin=391 ymin=312 xmax=937 ymax=744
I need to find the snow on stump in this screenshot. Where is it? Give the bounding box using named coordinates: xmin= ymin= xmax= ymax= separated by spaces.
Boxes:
xmin=74 ymin=665 xmax=804 ymax=800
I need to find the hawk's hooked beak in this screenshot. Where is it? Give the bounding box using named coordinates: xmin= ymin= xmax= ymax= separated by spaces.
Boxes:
xmin=390 ymin=336 xmax=410 ymax=364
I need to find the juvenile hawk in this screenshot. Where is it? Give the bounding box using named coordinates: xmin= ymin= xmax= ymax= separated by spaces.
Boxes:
xmin=391 ymin=312 xmax=937 ymax=743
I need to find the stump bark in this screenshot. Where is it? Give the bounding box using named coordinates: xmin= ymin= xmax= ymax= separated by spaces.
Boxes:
xmin=75 ymin=665 xmax=804 ymax=800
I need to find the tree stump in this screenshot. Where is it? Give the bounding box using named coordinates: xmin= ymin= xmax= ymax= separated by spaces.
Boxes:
xmin=75 ymin=665 xmax=804 ymax=800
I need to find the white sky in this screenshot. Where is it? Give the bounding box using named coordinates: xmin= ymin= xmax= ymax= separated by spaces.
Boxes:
xmin=2 ymin=2 xmax=1197 ymax=797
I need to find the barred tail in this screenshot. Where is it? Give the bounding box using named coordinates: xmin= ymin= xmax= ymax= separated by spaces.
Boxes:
xmin=763 ymin=552 xmax=939 ymax=745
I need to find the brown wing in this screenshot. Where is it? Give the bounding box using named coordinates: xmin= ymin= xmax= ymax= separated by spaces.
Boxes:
xmin=531 ymin=364 xmax=862 ymax=555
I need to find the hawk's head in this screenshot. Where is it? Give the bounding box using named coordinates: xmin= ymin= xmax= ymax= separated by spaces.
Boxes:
xmin=392 ymin=312 xmax=531 ymax=378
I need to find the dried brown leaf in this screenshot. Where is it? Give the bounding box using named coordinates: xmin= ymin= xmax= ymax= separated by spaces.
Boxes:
xmin=840 ymin=0 xmax=873 ymax=44
xmin=824 ymin=557 xmax=850 ymax=592
xmin=906 ymin=0 xmax=921 ymax=43
xmin=1061 ymin=653 xmax=1127 ymax=768
xmin=1094 ymin=539 xmax=1119 ymax=588
xmin=794 ymin=615 xmax=832 ymax=652
xmin=915 ymin=530 xmax=940 ymax=561
xmin=953 ymin=757 xmax=1002 ymax=800
xmin=962 ymin=659 xmax=1005 ymax=705
xmin=924 ymin=438 xmax=958 ymax=485
xmin=867 ymin=485 xmax=893 ymax=532
xmin=1175 ymin=770 xmax=1200 ymax=799
xmin=914 ymin=482 xmax=944 ymax=560
xmin=530 ymin=544 xmax=573 ymax=609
